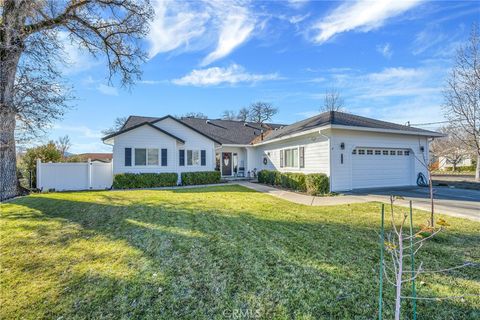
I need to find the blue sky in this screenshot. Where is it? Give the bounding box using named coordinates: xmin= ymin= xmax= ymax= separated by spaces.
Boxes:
xmin=45 ymin=0 xmax=479 ymax=153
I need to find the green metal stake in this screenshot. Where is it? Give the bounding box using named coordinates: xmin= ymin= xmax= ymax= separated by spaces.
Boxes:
xmin=379 ymin=204 xmax=385 ymax=320
xmin=409 ymin=201 xmax=417 ymax=320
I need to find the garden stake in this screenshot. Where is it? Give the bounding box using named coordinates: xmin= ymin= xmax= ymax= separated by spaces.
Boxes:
xmin=379 ymin=204 xmax=385 ymax=320
xmin=409 ymin=201 xmax=417 ymax=320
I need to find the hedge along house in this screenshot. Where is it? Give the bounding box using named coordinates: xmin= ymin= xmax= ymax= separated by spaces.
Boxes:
xmin=102 ymin=111 xmax=443 ymax=192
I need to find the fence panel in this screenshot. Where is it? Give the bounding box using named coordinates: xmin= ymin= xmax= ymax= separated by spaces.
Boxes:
xmin=37 ymin=159 xmax=112 ymax=191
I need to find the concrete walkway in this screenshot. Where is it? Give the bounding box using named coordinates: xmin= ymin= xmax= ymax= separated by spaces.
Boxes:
xmin=234 ymin=181 xmax=370 ymax=206
xmin=234 ymin=181 xmax=480 ymax=222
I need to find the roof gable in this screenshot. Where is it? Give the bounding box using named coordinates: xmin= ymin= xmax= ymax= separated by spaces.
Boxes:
xmin=102 ymin=121 xmax=185 ymax=143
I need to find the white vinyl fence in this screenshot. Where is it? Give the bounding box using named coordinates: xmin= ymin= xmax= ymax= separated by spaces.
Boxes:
xmin=36 ymin=159 xmax=113 ymax=191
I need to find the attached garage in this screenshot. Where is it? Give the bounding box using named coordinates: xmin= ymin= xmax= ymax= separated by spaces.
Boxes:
xmin=351 ymin=148 xmax=414 ymax=189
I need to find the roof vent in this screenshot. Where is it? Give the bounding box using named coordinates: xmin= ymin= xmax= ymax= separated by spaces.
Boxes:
xmin=206 ymin=119 xmax=211 ymax=124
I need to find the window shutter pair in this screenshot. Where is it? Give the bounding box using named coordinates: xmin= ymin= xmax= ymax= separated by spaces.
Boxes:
xmin=179 ymin=149 xmax=206 ymax=166
xmin=280 ymin=150 xmax=284 ymax=168
xmin=299 ymin=147 xmax=305 ymax=168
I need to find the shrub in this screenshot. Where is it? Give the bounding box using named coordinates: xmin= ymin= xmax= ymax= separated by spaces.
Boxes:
xmin=305 ymin=173 xmax=330 ymax=195
xmin=113 ymin=173 xmax=178 ymax=189
xmin=258 ymin=170 xmax=305 ymax=190
xmin=181 ymin=171 xmax=221 ymax=185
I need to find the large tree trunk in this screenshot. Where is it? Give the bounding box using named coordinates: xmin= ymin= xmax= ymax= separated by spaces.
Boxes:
xmin=0 ymin=108 xmax=17 ymax=200
xmin=1 ymin=1 xmax=25 ymax=201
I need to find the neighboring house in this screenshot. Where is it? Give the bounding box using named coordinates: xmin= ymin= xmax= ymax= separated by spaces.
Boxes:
xmin=78 ymin=153 xmax=113 ymax=162
xmin=70 ymin=153 xmax=113 ymax=163
xmin=102 ymin=111 xmax=443 ymax=192
xmin=437 ymin=155 xmax=473 ymax=170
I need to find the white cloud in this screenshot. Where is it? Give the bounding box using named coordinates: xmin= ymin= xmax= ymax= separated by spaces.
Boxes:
xmin=172 ymin=64 xmax=279 ymax=86
xmin=97 ymin=84 xmax=118 ymax=96
xmin=147 ymin=0 xmax=209 ymax=58
xmin=296 ymin=110 xmax=319 ymax=118
xmin=376 ymin=43 xmax=393 ymax=58
xmin=148 ymin=0 xmax=256 ymax=65
xmin=200 ymin=4 xmax=255 ymax=66
xmin=311 ymin=0 xmax=423 ymax=44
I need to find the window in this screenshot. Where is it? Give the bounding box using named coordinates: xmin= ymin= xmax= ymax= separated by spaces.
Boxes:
xmin=186 ymin=150 xmax=200 ymax=166
xmin=284 ymin=148 xmax=299 ymax=167
xmin=299 ymin=147 xmax=305 ymax=168
xmin=135 ymin=148 xmax=158 ymax=166
xmin=135 ymin=148 xmax=146 ymax=165
xmin=358 ymin=149 xmax=365 ymax=155
xmin=280 ymin=150 xmax=284 ymax=168
xmin=367 ymin=150 xmax=373 ymax=155
xmin=390 ymin=150 xmax=396 ymax=156
xmin=148 ymin=149 xmax=159 ymax=165
xmin=383 ymin=150 xmax=388 ymax=155
xmin=375 ymin=150 xmax=381 ymax=155
xmin=397 ymin=150 xmax=403 ymax=156
xmin=404 ymin=151 xmax=410 ymax=156
xmin=352 ymin=149 xmax=357 ymax=155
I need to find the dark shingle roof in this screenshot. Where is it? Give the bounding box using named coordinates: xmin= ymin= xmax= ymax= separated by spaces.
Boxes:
xmin=120 ymin=115 xmax=283 ymax=145
xmin=179 ymin=118 xmax=283 ymax=144
xmin=114 ymin=111 xmax=441 ymax=145
xmin=262 ymin=111 xmax=441 ymax=141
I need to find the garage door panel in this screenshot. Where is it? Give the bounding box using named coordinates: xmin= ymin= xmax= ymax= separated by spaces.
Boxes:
xmin=352 ymin=148 xmax=413 ymax=189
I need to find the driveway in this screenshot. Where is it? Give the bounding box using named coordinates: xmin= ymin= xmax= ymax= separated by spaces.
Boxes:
xmin=348 ymin=186 xmax=480 ymax=221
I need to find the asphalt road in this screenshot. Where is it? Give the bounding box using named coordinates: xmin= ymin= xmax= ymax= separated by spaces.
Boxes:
xmin=350 ymin=186 xmax=480 ymax=221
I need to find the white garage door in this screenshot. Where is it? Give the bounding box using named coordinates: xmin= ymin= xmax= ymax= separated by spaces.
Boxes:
xmin=352 ymin=148 xmax=413 ymax=189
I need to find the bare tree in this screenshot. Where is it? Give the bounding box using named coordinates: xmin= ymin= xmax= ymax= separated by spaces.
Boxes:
xmin=430 ymin=125 xmax=472 ymax=171
xmin=248 ymin=102 xmax=278 ymax=123
xmin=56 ymin=135 xmax=71 ymax=157
xmin=0 ymin=0 xmax=153 ymax=200
xmin=443 ymin=23 xmax=480 ymax=181
xmin=222 ymin=110 xmax=237 ymax=120
xmin=381 ymin=198 xmax=471 ymax=319
xmin=181 ymin=112 xmax=208 ymax=119
xmin=321 ymin=88 xmax=345 ymax=112
xmin=101 ymin=116 xmax=128 ymax=136
xmin=237 ymin=107 xmax=249 ymax=122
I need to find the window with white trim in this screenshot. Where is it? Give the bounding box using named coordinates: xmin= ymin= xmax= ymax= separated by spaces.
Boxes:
xmin=284 ymin=148 xmax=299 ymax=167
xmin=135 ymin=148 xmax=158 ymax=166
xmin=186 ymin=150 xmax=200 ymax=166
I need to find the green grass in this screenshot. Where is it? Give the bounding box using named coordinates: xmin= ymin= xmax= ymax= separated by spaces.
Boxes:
xmin=1 ymin=185 xmax=479 ymax=319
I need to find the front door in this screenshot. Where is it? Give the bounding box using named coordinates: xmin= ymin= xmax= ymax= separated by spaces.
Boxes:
xmin=222 ymin=152 xmax=232 ymax=176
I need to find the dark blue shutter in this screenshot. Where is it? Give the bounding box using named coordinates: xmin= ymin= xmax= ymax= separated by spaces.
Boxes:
xmin=125 ymin=148 xmax=132 ymax=166
xmin=179 ymin=150 xmax=185 ymax=166
xmin=161 ymin=149 xmax=167 ymax=166
xmin=201 ymin=150 xmax=206 ymax=166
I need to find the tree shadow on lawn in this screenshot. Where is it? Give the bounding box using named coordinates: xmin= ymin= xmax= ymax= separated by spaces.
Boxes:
xmin=2 ymin=190 xmax=479 ymax=319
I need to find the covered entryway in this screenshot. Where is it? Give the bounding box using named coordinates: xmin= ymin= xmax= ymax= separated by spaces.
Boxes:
xmin=351 ymin=148 xmax=414 ymax=189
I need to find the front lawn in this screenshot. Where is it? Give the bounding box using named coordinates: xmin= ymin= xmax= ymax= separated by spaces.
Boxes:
xmin=1 ymin=186 xmax=479 ymax=319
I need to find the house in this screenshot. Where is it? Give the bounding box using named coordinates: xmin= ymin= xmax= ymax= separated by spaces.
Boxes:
xmin=73 ymin=153 xmax=113 ymax=163
xmin=102 ymin=111 xmax=443 ymax=192
xmin=437 ymin=155 xmax=473 ymax=171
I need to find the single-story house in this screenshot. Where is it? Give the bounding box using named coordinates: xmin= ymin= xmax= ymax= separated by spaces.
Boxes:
xmin=102 ymin=111 xmax=443 ymax=192
xmin=72 ymin=153 xmax=113 ymax=163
